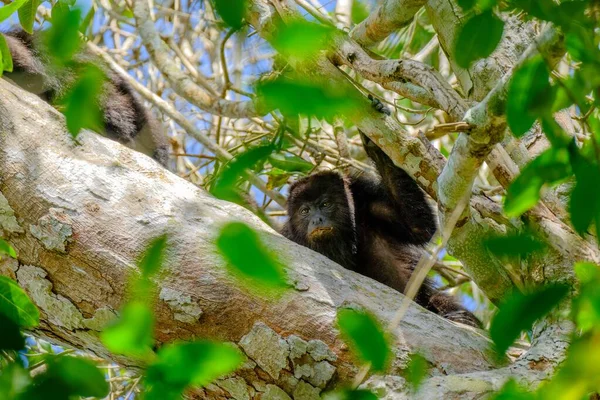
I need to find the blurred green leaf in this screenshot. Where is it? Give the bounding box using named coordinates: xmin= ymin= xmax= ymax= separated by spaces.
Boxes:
xmin=0 ymin=312 xmax=25 ymax=351
xmin=483 ymin=231 xmax=546 ymax=257
xmin=0 ymin=276 xmax=39 ymax=329
xmin=46 ymin=7 xmax=82 ymax=64
xmin=266 ymin=168 xmax=291 ymax=190
xmin=337 ymin=308 xmax=391 ymax=372
xmin=271 ymin=19 xmax=336 ymax=61
xmin=0 ymin=238 xmax=17 ymax=258
xmin=18 ymin=0 xmax=41 ymax=33
xmin=211 ymin=145 xmax=274 ymax=202
xmin=351 ymin=0 xmax=369 ymax=24
xmin=490 ymin=284 xmax=570 ymax=354
xmin=0 ymin=363 xmax=31 ymax=398
xmin=322 ymin=389 xmax=379 ymax=400
xmin=573 ymin=262 xmax=600 ymax=333
xmin=0 ymin=0 xmax=29 ymax=22
xmin=457 ymin=0 xmax=476 ymax=10
xmin=79 ymin=4 xmax=96 ymax=35
xmin=59 ymin=65 xmax=105 ymax=137
xmin=50 ymin=0 xmax=70 ymax=21
xmin=101 ymin=301 xmax=155 ymax=360
xmin=139 ymin=235 xmax=168 ymax=278
xmin=566 ymin=24 xmax=600 ymax=64
xmin=0 ymin=35 xmax=12 ymax=76
xmin=574 ymin=262 xmax=600 ymax=285
xmin=213 ymin=0 xmax=247 ymax=30
xmin=256 ymin=76 xmax=362 ymax=120
xmin=504 ymin=147 xmax=571 ymax=217
xmin=507 ymin=56 xmax=553 ymax=137
xmin=490 ymin=379 xmax=535 ymax=400
xmin=216 ymin=222 xmax=288 ymax=291
xmin=568 ymin=145 xmax=600 ymax=237
xmin=455 ymin=11 xmax=504 ymax=68
xmin=22 ymin=356 xmax=109 ymax=399
xmin=146 ymin=341 xmax=243 ymax=400
xmin=404 ymin=352 xmax=428 ymax=391
xmin=268 ymin=153 xmax=313 ymax=173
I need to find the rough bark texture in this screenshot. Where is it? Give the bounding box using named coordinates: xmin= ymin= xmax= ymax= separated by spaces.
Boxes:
xmin=0 ymin=80 xmax=500 ymax=398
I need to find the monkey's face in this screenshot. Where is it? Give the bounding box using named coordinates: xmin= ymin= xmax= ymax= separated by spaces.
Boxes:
xmin=287 ymin=172 xmax=354 ymax=245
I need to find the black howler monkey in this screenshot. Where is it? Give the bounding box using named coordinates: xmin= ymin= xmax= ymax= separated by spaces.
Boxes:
xmin=282 ymin=100 xmax=481 ymax=328
xmin=2 ymin=29 xmax=169 ymax=166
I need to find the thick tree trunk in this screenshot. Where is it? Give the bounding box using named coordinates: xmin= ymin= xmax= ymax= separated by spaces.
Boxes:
xmin=0 ymin=80 xmax=503 ymax=398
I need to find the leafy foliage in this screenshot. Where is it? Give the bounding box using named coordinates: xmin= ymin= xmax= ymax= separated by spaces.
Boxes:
xmin=489 ymin=284 xmax=570 ymax=354
xmin=483 ymin=231 xmax=546 ymax=258
xmin=0 ymin=239 xmax=17 ymax=259
xmin=212 ymin=0 xmax=247 ymax=30
xmin=336 ymin=308 xmax=391 ymax=372
xmin=403 ymin=352 xmax=428 ymax=391
xmin=455 ymin=11 xmax=504 ymax=68
xmin=0 ymin=35 xmax=12 ymax=76
xmin=101 ymin=301 xmax=155 ymax=360
xmin=0 ymin=276 xmax=39 ymax=329
xmin=17 ymin=0 xmax=41 ymax=33
xmin=271 ymin=19 xmax=337 ymax=61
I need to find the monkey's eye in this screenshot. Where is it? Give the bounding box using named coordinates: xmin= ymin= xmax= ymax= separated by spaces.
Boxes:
xmin=321 ymin=202 xmax=330 ymax=208
xmin=300 ymin=207 xmax=310 ymax=215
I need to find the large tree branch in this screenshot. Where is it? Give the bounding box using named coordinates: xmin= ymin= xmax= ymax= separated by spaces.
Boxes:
xmin=0 ymin=79 xmax=499 ymax=398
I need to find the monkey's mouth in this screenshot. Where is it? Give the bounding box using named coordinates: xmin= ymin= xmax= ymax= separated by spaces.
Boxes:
xmin=309 ymin=227 xmax=334 ymax=239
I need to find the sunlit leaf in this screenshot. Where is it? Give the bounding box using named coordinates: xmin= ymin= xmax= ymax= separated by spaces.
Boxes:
xmin=271 ymin=19 xmax=336 ymax=61
xmin=490 ymin=284 xmax=570 ymax=354
xmin=0 ymin=238 xmax=17 ymax=259
xmin=216 ymin=222 xmax=288 ymax=291
xmin=0 ymin=363 xmax=31 ymax=398
xmin=101 ymin=301 xmax=154 ymax=360
xmin=337 ymin=308 xmax=391 ymax=372
xmin=0 ymin=35 xmax=12 ymax=76
xmin=573 ymin=262 xmax=600 ymax=333
xmin=0 ymin=312 xmax=25 ymax=351
xmin=351 ymin=0 xmax=369 ymax=24
xmin=483 ymin=231 xmax=546 ymax=257
xmin=504 ymin=147 xmax=571 ymax=217
xmin=256 ymin=76 xmax=362 ymax=120
xmin=213 ymin=0 xmax=247 ymax=30
xmin=490 ymin=379 xmax=535 ymax=400
xmin=46 ymin=7 xmax=82 ymax=64
xmin=268 ymin=153 xmax=313 ymax=173
xmin=568 ymin=145 xmax=600 ymax=237
xmin=58 ymin=65 xmax=105 ymax=137
xmin=404 ymin=352 xmax=428 ymax=391
xmin=18 ymin=0 xmax=41 ymax=33
xmin=0 ymin=0 xmax=29 ymax=22
xmin=455 ymin=11 xmax=504 ymax=68
xmin=138 ymin=235 xmax=168 ymax=278
xmin=211 ymin=145 xmax=275 ymax=202
xmin=145 ymin=341 xmax=243 ymax=400
xmin=79 ymin=4 xmax=96 ymax=35
xmin=0 ymin=276 xmax=39 ymax=329
xmin=507 ymin=56 xmax=553 ymax=136
xmin=21 ymin=356 xmax=109 ymax=399
xmin=266 ymin=168 xmax=291 ymax=190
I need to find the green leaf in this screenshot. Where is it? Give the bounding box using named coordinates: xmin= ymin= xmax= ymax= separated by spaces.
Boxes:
xmin=404 ymin=352 xmax=428 ymax=391
xmin=139 ymin=235 xmax=168 ymax=278
xmin=322 ymin=389 xmax=379 ymax=400
xmin=489 ymin=284 xmax=570 ymax=354
xmin=573 ymin=263 xmax=600 ymax=333
xmin=145 ymin=341 xmax=243 ymax=399
xmin=216 ymin=222 xmax=288 ymax=291
xmin=0 ymin=312 xmax=25 ymax=351
xmin=213 ymin=0 xmax=247 ymax=30
xmin=0 ymin=0 xmax=29 ymax=22
xmin=0 ymin=276 xmax=39 ymax=329
xmin=568 ymin=146 xmax=600 ymax=236
xmin=211 ymin=145 xmax=275 ymax=202
xmin=0 ymin=363 xmax=31 ymax=399
xmin=50 ymin=0 xmax=70 ymax=22
xmin=0 ymin=238 xmax=17 ymax=258
xmin=490 ymin=379 xmax=535 ymax=400
xmin=256 ymin=76 xmax=362 ymax=120
xmin=574 ymin=262 xmax=600 ymax=285
xmin=18 ymin=0 xmax=41 ymax=33
xmin=79 ymin=4 xmax=95 ymax=35
xmin=268 ymin=153 xmax=313 ymax=173
xmin=504 ymin=147 xmax=571 ymax=217
xmin=351 ymin=0 xmax=369 ymax=24
xmin=46 ymin=7 xmax=82 ymax=64
xmin=271 ymin=19 xmax=336 ymax=61
xmin=101 ymin=301 xmax=155 ymax=360
xmin=336 ymin=308 xmax=391 ymax=372
xmin=457 ymin=0 xmax=476 ymax=10
xmin=22 ymin=356 xmax=109 ymax=399
xmin=483 ymin=231 xmax=546 ymax=257
xmin=58 ymin=65 xmax=105 ymax=137
xmin=507 ymin=56 xmax=553 ymax=136
xmin=0 ymin=35 xmax=12 ymax=76
xmin=455 ymin=11 xmax=504 ymax=68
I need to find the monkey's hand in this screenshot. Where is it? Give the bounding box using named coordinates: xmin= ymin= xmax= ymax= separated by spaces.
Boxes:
xmin=368 ymin=94 xmax=391 ymax=116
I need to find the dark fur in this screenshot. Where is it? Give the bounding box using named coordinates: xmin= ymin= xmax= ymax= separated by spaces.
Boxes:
xmin=2 ymin=29 xmax=169 ymax=166
xmin=282 ymin=119 xmax=480 ymax=328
